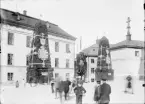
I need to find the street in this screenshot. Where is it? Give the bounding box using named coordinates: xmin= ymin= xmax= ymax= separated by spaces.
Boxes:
xmin=1 ymin=77 xmax=144 ymax=104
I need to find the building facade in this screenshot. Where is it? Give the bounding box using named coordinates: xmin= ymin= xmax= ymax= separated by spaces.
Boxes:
xmin=0 ymin=8 xmax=76 ymax=84
xmin=110 ymin=17 xmax=144 ymax=79
xmin=81 ymin=40 xmax=99 ymax=82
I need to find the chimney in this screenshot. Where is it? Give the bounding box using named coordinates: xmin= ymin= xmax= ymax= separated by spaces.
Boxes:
xmin=96 ymin=37 xmax=99 ymax=44
xmin=23 ymin=10 xmax=27 ymax=15
xmin=126 ymin=34 xmax=131 ymax=41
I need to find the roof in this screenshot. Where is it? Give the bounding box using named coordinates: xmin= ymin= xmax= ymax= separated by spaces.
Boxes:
xmin=81 ymin=39 xmax=100 ymax=57
xmin=0 ymin=8 xmax=76 ymax=41
xmin=110 ymin=40 xmax=144 ymax=50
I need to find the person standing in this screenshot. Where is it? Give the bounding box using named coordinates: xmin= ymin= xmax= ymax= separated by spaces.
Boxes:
xmin=63 ymin=78 xmax=71 ymax=100
xmin=54 ymin=76 xmax=61 ymax=99
xmin=99 ymin=78 xmax=111 ymax=104
xmin=124 ymin=75 xmax=133 ymax=94
xmin=74 ymin=82 xmax=86 ymax=104
xmin=50 ymin=78 xmax=55 ymax=93
xmin=15 ymin=80 xmax=19 ymax=88
xmin=94 ymin=80 xmax=101 ymax=104
xmin=57 ymin=76 xmax=64 ymax=104
xmin=71 ymin=78 xmax=77 ymax=93
xmin=22 ymin=79 xmax=26 ymax=87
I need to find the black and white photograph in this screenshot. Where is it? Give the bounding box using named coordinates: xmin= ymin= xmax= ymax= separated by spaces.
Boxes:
xmin=0 ymin=0 xmax=144 ymax=104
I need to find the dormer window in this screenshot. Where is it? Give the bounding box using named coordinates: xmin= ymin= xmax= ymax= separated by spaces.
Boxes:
xmin=135 ymin=51 xmax=139 ymax=57
xmin=12 ymin=12 xmax=22 ymax=21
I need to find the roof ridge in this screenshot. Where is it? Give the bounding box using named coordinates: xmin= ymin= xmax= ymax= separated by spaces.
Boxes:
xmin=0 ymin=8 xmax=58 ymax=26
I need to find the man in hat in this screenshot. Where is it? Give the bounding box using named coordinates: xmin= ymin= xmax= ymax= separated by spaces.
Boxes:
xmin=94 ymin=80 xmax=101 ymax=104
xmin=74 ymin=81 xmax=86 ymax=104
xmin=99 ymin=78 xmax=111 ymax=104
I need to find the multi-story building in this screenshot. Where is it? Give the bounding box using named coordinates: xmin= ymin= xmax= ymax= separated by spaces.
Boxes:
xmin=0 ymin=8 xmax=76 ymax=84
xmin=110 ymin=33 xmax=144 ymax=79
xmin=81 ymin=17 xmax=144 ymax=82
xmin=81 ymin=39 xmax=99 ymax=82
xmin=110 ymin=17 xmax=144 ymax=80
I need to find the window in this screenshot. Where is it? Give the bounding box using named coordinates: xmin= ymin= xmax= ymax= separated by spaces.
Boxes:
xmin=55 ymin=73 xmax=59 ymax=78
xmin=7 ymin=53 xmax=13 ymax=65
xmin=135 ymin=51 xmax=139 ymax=57
xmin=7 ymin=73 xmax=13 ymax=81
xmin=8 ymin=32 xmax=14 ymax=45
xmin=66 ymin=73 xmax=70 ymax=78
xmin=91 ymin=59 xmax=94 ymax=63
xmin=26 ymin=36 xmax=31 ymax=47
xmin=55 ymin=42 xmax=59 ymax=52
xmin=55 ymin=58 xmax=59 ymax=67
xmin=66 ymin=59 xmax=70 ymax=68
xmin=66 ymin=44 xmax=70 ymax=53
xmin=91 ymin=68 xmax=95 ymax=74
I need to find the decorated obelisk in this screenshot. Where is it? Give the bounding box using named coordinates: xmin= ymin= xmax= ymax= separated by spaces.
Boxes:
xmin=26 ymin=22 xmax=53 ymax=84
xmin=95 ymin=36 xmax=114 ymax=81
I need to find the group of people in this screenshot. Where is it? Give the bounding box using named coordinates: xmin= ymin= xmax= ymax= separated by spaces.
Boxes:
xmin=50 ymin=75 xmax=112 ymax=104
xmin=50 ymin=76 xmax=72 ymax=104
xmin=94 ymin=78 xmax=111 ymax=104
xmin=50 ymin=76 xmax=86 ymax=104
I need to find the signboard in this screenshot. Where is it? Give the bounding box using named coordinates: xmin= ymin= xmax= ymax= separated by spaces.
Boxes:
xmin=41 ymin=72 xmax=48 ymax=75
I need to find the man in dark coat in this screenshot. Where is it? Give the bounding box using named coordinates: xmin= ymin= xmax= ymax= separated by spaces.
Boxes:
xmin=63 ymin=78 xmax=71 ymax=100
xmin=99 ymin=78 xmax=111 ymax=104
xmin=74 ymin=82 xmax=86 ymax=104
xmin=94 ymin=80 xmax=101 ymax=103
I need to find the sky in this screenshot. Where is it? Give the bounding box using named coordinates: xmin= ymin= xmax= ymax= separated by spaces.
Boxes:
xmin=1 ymin=0 xmax=144 ymax=52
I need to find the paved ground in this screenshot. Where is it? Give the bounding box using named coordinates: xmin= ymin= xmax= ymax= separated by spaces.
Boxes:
xmin=1 ymin=77 xmax=145 ymax=104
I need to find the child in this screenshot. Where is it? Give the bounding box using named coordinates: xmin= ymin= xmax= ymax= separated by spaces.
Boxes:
xmin=16 ymin=80 xmax=19 ymax=88
xmin=74 ymin=82 xmax=86 ymax=104
xmin=124 ymin=75 xmax=133 ymax=94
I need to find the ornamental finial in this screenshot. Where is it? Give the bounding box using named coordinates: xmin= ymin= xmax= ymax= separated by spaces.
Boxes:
xmin=126 ymin=17 xmax=131 ymax=35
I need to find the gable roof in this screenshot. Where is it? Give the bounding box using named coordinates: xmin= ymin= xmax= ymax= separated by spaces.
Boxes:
xmin=110 ymin=40 xmax=144 ymax=50
xmin=0 ymin=8 xmax=76 ymax=41
xmin=81 ymin=39 xmax=100 ymax=57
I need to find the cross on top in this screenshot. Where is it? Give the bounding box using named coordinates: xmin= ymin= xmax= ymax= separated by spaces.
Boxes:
xmin=126 ymin=17 xmax=131 ymax=34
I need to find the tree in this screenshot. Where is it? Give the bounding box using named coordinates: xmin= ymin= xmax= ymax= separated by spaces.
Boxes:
xmin=76 ymin=52 xmax=87 ymax=79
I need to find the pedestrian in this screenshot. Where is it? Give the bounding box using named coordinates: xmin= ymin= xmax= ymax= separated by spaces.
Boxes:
xmin=50 ymin=78 xmax=55 ymax=93
xmin=74 ymin=82 xmax=86 ymax=104
xmin=124 ymin=75 xmax=133 ymax=94
xmin=54 ymin=76 xmax=61 ymax=99
xmin=71 ymin=78 xmax=77 ymax=93
xmin=63 ymin=78 xmax=71 ymax=100
xmin=94 ymin=80 xmax=101 ymax=104
xmin=99 ymin=78 xmax=111 ymax=104
xmin=16 ymin=80 xmax=19 ymax=88
xmin=0 ymin=87 xmax=4 ymax=104
xmin=22 ymin=79 xmax=26 ymax=87
xmin=57 ymin=76 xmax=64 ymax=104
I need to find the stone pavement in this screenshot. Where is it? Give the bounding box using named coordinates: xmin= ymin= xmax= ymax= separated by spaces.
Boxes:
xmin=1 ymin=77 xmax=145 ymax=104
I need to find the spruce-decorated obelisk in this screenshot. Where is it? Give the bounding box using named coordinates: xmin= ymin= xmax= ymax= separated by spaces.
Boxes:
xmin=27 ymin=22 xmax=53 ymax=84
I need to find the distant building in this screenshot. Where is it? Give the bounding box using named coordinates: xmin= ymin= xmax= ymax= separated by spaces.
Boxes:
xmin=81 ymin=39 xmax=99 ymax=82
xmin=0 ymin=8 xmax=76 ymax=84
xmin=81 ymin=17 xmax=144 ymax=81
xmin=110 ymin=17 xmax=144 ymax=79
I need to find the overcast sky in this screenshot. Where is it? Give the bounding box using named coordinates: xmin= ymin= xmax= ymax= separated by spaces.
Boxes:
xmin=1 ymin=0 xmax=144 ymax=52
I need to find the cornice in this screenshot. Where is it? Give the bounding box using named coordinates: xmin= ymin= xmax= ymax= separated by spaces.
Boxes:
xmin=1 ymin=20 xmax=76 ymax=41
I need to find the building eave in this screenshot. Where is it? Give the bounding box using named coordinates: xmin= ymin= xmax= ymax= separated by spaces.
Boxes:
xmin=110 ymin=45 xmax=144 ymax=51
xmin=0 ymin=8 xmax=76 ymax=41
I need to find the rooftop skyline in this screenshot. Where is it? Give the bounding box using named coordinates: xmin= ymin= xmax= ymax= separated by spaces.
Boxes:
xmin=1 ymin=0 xmax=144 ymax=52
